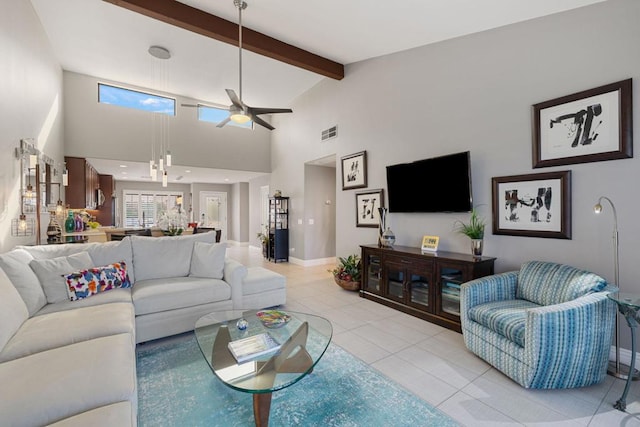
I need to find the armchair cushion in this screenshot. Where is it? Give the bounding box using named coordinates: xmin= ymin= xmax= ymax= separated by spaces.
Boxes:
xmin=467 ymin=299 xmax=540 ymax=347
xmin=517 ymin=261 xmax=606 ymax=306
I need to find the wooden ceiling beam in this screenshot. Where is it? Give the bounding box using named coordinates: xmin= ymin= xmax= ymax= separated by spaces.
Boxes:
xmin=103 ymin=0 xmax=344 ymax=80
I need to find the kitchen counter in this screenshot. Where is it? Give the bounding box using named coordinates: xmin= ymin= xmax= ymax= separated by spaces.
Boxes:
xmin=61 ymin=229 xmax=107 ymax=243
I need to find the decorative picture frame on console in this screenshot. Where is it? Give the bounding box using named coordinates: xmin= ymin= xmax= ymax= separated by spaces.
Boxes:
xmin=532 ymin=79 xmax=633 ymax=168
xmin=341 ymin=151 xmax=367 ymax=190
xmin=355 ymin=189 xmax=383 ymax=228
xmin=492 ymin=171 xmax=571 ymax=239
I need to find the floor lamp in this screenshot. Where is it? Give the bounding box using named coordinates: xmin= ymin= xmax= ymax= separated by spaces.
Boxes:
xmin=594 ymin=196 xmax=638 ymax=380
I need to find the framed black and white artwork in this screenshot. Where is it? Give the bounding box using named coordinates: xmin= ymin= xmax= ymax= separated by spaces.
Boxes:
xmin=532 ymin=79 xmax=632 ymax=168
xmin=492 ymin=171 xmax=571 ymax=239
xmin=341 ymin=151 xmax=367 ymax=190
xmin=355 ymin=189 xmax=383 ymax=228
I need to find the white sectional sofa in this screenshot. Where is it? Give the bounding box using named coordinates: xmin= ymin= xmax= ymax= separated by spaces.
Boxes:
xmin=0 ymin=232 xmax=286 ymax=426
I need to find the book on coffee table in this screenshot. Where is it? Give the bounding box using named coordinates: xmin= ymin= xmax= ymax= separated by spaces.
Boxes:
xmin=228 ymin=332 xmax=281 ymax=364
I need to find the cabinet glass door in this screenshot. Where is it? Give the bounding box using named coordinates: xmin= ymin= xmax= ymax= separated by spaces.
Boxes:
xmin=409 ymin=273 xmax=430 ymax=309
xmin=386 ymin=265 xmax=404 ymax=301
xmin=365 ymin=254 xmax=381 ymax=293
xmin=440 ymin=267 xmax=463 ymax=317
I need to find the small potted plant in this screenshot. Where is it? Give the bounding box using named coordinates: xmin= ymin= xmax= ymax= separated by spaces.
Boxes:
xmin=257 ymin=228 xmax=270 ymax=258
xmin=454 ymin=208 xmax=486 ymax=257
xmin=329 ymin=254 xmax=361 ymax=291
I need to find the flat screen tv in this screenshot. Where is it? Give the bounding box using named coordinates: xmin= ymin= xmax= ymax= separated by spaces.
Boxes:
xmin=386 ymin=151 xmax=473 ymax=213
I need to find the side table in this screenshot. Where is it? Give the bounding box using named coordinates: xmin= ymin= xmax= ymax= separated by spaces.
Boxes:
xmin=608 ymin=292 xmax=640 ymax=411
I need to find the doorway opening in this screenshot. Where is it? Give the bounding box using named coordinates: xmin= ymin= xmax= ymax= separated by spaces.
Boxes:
xmin=199 ymin=191 xmax=227 ymax=241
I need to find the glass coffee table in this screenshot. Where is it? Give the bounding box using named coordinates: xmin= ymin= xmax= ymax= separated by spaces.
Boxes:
xmin=194 ymin=309 xmax=332 ymax=427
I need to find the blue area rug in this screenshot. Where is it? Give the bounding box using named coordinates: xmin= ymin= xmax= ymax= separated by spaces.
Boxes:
xmin=137 ymin=333 xmax=457 ymax=426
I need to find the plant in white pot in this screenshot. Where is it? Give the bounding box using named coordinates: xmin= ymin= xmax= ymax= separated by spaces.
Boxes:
xmin=454 ymin=208 xmax=486 ymax=257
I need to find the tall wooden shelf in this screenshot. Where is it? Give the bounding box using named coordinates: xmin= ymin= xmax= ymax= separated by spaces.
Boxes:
xmin=268 ymin=196 xmax=289 ymax=263
xmin=360 ymin=244 xmax=496 ymax=332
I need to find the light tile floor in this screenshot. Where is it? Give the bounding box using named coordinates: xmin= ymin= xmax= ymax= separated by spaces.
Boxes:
xmin=227 ymin=246 xmax=640 ymax=426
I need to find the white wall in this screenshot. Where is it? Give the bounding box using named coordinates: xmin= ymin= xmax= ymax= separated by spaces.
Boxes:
xmin=0 ymin=0 xmax=65 ymax=252
xmin=248 ymin=175 xmax=270 ymax=248
xmin=271 ymin=0 xmax=640 ymax=288
xmin=304 ymin=164 xmax=336 ymax=259
xmin=231 ymin=182 xmax=249 ymax=243
xmin=63 ymin=71 xmax=272 ymax=173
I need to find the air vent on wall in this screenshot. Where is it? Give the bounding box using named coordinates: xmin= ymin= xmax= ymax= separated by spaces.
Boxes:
xmin=321 ymin=125 xmax=338 ymax=141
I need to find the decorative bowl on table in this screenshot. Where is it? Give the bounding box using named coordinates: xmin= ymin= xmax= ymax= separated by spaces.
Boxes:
xmin=256 ymin=310 xmax=291 ymax=328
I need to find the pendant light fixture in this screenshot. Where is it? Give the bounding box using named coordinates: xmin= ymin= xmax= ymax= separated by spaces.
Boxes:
xmin=148 ymin=44 xmax=173 ymax=185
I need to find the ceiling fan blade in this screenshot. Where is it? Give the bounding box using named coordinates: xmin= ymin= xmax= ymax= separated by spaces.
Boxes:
xmin=250 ymin=107 xmax=293 ymax=116
xmin=216 ymin=117 xmax=231 ymax=128
xmin=181 ymin=103 xmax=199 ymax=108
xmin=251 ymin=115 xmax=275 ymax=131
xmin=225 ymin=89 xmax=244 ymax=108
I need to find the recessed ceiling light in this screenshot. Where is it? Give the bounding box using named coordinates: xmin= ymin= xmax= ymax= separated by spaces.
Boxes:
xmin=119 ymin=164 xmax=127 ymax=168
xmin=224 ymin=178 xmax=230 ymax=182
xmin=185 ymin=170 xmax=192 ymax=173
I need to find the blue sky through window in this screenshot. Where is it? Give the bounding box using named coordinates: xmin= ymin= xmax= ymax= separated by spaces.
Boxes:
xmin=98 ymin=83 xmax=175 ymax=116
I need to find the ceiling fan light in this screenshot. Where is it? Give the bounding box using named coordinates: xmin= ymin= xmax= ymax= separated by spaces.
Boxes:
xmin=230 ymin=112 xmax=251 ymax=124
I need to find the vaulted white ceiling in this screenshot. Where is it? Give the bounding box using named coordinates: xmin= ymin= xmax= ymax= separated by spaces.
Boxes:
xmin=30 ymin=0 xmax=604 ymax=183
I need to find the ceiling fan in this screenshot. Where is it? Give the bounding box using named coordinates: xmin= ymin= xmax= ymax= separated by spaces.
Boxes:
xmin=184 ymin=0 xmax=292 ymax=131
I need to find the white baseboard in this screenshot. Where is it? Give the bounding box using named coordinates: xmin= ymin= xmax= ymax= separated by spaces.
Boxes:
xmin=225 ymin=240 xmax=249 ymax=247
xmin=610 ymin=346 xmax=640 ymax=367
xmin=289 ymin=256 xmax=336 ymax=267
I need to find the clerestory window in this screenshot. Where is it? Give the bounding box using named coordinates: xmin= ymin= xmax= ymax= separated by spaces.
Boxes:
xmin=98 ymin=83 xmax=175 ymax=116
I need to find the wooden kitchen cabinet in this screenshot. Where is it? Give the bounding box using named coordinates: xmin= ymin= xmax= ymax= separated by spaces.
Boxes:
xmin=64 ymin=156 xmax=100 ymax=209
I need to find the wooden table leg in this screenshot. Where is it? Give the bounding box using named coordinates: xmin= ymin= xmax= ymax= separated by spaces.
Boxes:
xmin=253 ymin=393 xmax=272 ymax=427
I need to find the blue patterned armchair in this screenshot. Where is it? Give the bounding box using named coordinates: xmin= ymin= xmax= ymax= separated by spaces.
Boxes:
xmin=460 ymin=261 xmax=617 ymax=389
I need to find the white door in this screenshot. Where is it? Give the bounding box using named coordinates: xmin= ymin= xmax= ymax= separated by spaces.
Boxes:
xmin=199 ymin=191 xmax=227 ymax=240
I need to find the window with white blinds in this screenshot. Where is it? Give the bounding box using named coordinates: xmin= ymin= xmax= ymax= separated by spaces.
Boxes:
xmin=123 ymin=190 xmax=183 ymax=228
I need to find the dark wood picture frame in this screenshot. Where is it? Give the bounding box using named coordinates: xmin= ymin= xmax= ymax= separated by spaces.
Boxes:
xmin=341 ymin=151 xmax=367 ymax=190
xmin=532 ymin=79 xmax=632 ymax=168
xmin=492 ymin=171 xmax=571 ymax=239
xmin=355 ymin=189 xmax=383 ymax=228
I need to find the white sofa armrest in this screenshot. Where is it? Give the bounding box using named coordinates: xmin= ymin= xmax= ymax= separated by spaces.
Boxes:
xmin=223 ymin=259 xmax=248 ymax=306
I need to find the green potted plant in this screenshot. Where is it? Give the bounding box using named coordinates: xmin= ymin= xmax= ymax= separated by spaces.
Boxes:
xmin=257 ymin=228 xmax=270 ymax=258
xmin=454 ymin=208 xmax=486 ymax=257
xmin=329 ymin=254 xmax=361 ymax=291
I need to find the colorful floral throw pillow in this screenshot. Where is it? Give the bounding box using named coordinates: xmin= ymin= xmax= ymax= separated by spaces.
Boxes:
xmin=64 ymin=261 xmax=131 ymax=301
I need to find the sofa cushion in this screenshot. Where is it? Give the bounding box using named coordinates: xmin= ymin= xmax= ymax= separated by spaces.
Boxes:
xmin=243 ymin=267 xmax=287 ymax=296
xmin=467 ymin=299 xmax=541 ymax=347
xmin=131 ymin=232 xmax=216 ymax=281
xmin=0 ymin=333 xmax=136 ymax=427
xmin=19 ymin=242 xmax=89 ymax=260
xmin=35 ymin=288 xmax=132 ymax=316
xmin=46 ymin=402 xmax=134 ymax=427
xmin=0 ymin=268 xmax=29 ymax=352
xmin=189 ymin=242 xmax=226 ymax=279
xmin=86 ymin=237 xmax=135 ymax=283
xmin=132 ymin=276 xmax=231 ymax=315
xmin=65 ymin=261 xmax=131 ymax=301
xmin=0 ymin=302 xmax=134 ymax=362
xmin=29 ymin=251 xmax=94 ymax=304
xmin=517 ymin=261 xmax=607 ymax=306
xmin=0 ymin=248 xmax=46 ymax=315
